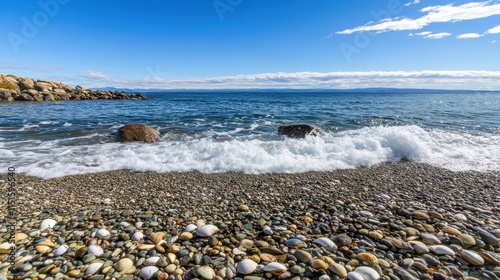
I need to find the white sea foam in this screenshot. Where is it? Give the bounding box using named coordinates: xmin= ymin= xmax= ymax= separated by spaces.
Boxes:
xmin=1 ymin=126 xmax=499 ymax=179
xmin=18 ymin=124 xmax=39 ymax=131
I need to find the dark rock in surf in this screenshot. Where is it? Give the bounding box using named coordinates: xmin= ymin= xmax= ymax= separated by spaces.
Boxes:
xmin=116 ymin=124 xmax=160 ymax=143
xmin=278 ymin=124 xmax=326 ymax=138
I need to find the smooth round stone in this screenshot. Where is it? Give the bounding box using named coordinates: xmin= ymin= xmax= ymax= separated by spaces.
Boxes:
xmin=83 ymin=254 xmax=96 ymax=263
xmin=201 ymin=255 xmax=212 ymax=265
xmin=293 ymin=250 xmax=312 ymax=263
xmin=89 ymin=275 xmax=105 ymax=280
xmin=235 ymin=233 xmax=247 ymax=241
xmin=15 ymin=263 xmax=33 ymax=272
xmin=290 ymin=265 xmax=305 ymax=274
xmin=150 ymin=222 xmax=159 ymax=227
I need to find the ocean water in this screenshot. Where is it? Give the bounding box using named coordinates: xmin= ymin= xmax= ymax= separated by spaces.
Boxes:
xmin=1 ymin=91 xmax=499 ymax=178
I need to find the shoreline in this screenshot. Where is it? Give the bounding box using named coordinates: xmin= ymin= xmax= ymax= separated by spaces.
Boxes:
xmin=1 ymin=161 xmax=499 ymax=279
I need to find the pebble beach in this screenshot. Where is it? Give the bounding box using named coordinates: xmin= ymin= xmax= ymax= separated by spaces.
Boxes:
xmin=1 ymin=162 xmax=499 ymax=280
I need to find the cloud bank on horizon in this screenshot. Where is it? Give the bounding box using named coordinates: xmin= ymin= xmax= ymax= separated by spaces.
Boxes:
xmin=336 ymin=1 xmax=500 ymax=39
xmin=74 ymin=70 xmax=500 ymax=90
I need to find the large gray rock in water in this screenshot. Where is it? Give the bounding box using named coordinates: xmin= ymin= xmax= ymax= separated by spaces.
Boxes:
xmin=116 ymin=124 xmax=160 ymax=143
xmin=278 ymin=124 xmax=325 ymax=138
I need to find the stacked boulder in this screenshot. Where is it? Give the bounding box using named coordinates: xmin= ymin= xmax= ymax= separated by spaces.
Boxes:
xmin=0 ymin=74 xmax=146 ymax=102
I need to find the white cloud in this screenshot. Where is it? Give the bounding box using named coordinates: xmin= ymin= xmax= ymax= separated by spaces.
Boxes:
xmin=85 ymin=71 xmax=112 ymax=80
xmin=457 ymin=32 xmax=483 ymax=39
xmin=492 ymin=40 xmax=497 ymax=43
xmin=337 ymin=1 xmax=500 ymax=34
xmin=405 ymin=0 xmax=420 ymax=7
xmin=414 ymin=31 xmax=452 ymax=39
xmin=486 ymin=24 xmax=500 ymax=34
xmin=63 ymin=70 xmax=500 ymax=90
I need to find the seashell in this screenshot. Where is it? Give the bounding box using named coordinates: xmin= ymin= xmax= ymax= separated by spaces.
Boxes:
xmin=262 ymin=226 xmax=273 ymax=235
xmin=354 ymin=266 xmax=380 ymax=280
xmin=263 ymin=262 xmax=287 ymax=273
xmin=442 ymin=226 xmax=461 ymax=236
xmin=236 ymin=259 xmax=258 ymax=274
xmin=87 ymin=245 xmax=104 ymax=256
xmin=35 ymin=245 xmax=51 ymax=255
xmin=179 ymin=232 xmax=193 ymax=241
xmin=40 ymin=219 xmax=57 ymax=230
xmin=420 ymin=233 xmax=441 ymax=245
xmin=459 ymin=250 xmax=484 ymax=266
xmin=184 ymin=224 xmax=197 ymax=232
xmin=329 ymin=263 xmax=347 ymax=278
xmin=198 ymin=265 xmax=215 ymax=279
xmin=285 ymin=238 xmax=305 ymax=248
xmin=347 ymin=271 xmax=365 ymax=280
xmin=477 ymin=250 xmax=500 ymax=266
xmin=333 ymin=234 xmax=352 ymax=247
xmin=132 ymin=231 xmax=144 ymax=241
xmin=150 ymin=232 xmax=165 ymax=244
xmin=144 ymin=256 xmax=160 ymax=265
xmin=356 ymin=252 xmax=378 ymax=265
xmin=114 ymin=258 xmax=134 ymax=272
xmin=54 ymin=244 xmax=69 ymax=256
xmin=139 ymin=266 xmax=159 ymax=279
xmin=429 ymin=245 xmax=455 ymax=256
xmin=313 ymin=237 xmax=337 ymax=252
xmin=311 ymin=259 xmax=328 ymax=270
xmin=85 ymin=262 xmax=103 ymax=276
xmin=197 ymin=224 xmax=219 ymax=237
xmin=96 ymin=229 xmax=110 ymax=239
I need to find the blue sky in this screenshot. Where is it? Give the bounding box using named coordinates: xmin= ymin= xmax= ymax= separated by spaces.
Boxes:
xmin=1 ymin=0 xmax=500 ymax=89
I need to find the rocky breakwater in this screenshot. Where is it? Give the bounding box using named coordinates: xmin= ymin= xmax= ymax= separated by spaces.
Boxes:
xmin=0 ymin=74 xmax=146 ymax=102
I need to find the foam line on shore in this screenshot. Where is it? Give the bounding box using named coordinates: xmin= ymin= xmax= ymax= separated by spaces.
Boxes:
xmin=1 ymin=125 xmax=499 ymax=178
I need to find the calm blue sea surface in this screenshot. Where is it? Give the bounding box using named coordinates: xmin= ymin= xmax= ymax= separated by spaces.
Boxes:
xmin=1 ymin=91 xmax=499 ymax=178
